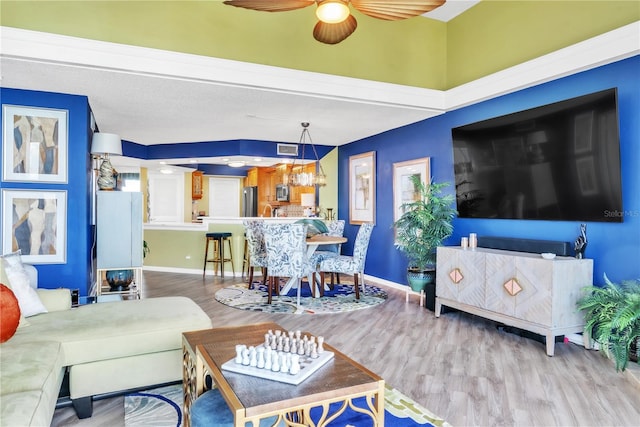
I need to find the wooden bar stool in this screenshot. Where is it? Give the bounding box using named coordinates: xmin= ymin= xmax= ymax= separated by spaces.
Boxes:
xmin=242 ymin=232 xmax=250 ymax=280
xmin=203 ymin=232 xmax=234 ymax=278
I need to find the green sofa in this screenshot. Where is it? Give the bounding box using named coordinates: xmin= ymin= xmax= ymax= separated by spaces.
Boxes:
xmin=0 ymin=264 xmax=212 ymax=426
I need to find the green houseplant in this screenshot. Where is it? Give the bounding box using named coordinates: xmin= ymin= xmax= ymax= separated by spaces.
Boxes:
xmin=392 ymin=175 xmax=457 ymax=296
xmin=576 ymin=275 xmax=640 ymax=371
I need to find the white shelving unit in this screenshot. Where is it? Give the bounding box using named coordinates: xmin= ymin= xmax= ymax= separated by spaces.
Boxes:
xmin=96 ymin=191 xmax=143 ymax=299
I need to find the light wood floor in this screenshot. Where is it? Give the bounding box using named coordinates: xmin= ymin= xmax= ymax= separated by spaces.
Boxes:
xmin=52 ymin=271 xmax=640 ymax=427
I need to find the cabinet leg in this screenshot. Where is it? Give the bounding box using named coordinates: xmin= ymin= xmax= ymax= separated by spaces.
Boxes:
xmin=435 ymin=299 xmax=442 ymax=317
xmin=546 ymin=334 xmax=555 ymax=356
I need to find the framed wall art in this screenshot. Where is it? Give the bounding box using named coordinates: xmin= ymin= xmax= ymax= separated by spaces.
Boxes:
xmin=2 ymin=105 xmax=68 ymax=183
xmin=349 ymin=151 xmax=376 ymax=224
xmin=393 ymin=157 xmax=431 ymax=225
xmin=1 ymin=189 xmax=67 ymax=263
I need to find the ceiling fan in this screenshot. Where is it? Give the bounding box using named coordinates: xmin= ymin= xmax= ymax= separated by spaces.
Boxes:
xmin=223 ymin=0 xmax=446 ymax=44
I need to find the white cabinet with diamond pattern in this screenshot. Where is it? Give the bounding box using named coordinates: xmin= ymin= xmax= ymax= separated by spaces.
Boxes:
xmin=435 ymin=246 xmax=593 ymax=356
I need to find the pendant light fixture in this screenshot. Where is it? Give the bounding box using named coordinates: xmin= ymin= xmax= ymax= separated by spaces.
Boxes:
xmin=285 ymin=122 xmax=327 ymax=188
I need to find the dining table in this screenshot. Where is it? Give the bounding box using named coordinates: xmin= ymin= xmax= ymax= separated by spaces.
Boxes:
xmin=279 ymin=234 xmax=347 ymax=312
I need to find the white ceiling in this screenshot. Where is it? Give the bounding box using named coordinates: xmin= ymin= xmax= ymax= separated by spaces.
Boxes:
xmin=0 ymin=1 xmax=479 ymax=170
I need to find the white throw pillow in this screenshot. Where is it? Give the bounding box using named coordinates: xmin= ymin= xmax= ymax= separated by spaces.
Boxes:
xmin=0 ymin=251 xmax=47 ymax=317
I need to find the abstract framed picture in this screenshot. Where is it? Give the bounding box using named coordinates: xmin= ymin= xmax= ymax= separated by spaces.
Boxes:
xmin=2 ymin=105 xmax=68 ymax=183
xmin=349 ymin=151 xmax=376 ymax=225
xmin=393 ymin=157 xmax=431 ymax=225
xmin=1 ymin=189 xmax=67 ymax=263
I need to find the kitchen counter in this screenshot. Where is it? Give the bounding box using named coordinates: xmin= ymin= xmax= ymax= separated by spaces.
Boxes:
xmin=143 ymin=217 xmax=317 ymax=275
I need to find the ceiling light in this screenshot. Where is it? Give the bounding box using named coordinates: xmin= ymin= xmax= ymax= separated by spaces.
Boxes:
xmin=316 ymin=1 xmax=350 ymax=24
xmin=228 ymin=161 xmax=246 ymax=168
xmin=253 ymin=158 xmax=262 ymax=162
xmin=160 ymin=168 xmax=173 ymax=174
xmin=285 ymin=122 xmax=327 ymax=187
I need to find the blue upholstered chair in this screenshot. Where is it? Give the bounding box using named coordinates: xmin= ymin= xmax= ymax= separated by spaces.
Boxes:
xmin=242 ymin=220 xmax=268 ymax=289
xmin=318 ymin=223 xmax=374 ymax=299
xmin=263 ymin=223 xmax=316 ymax=304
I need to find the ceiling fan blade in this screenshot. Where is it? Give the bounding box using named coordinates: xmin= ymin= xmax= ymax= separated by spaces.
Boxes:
xmin=223 ymin=0 xmax=315 ymax=13
xmin=350 ymin=0 xmax=446 ymax=21
xmin=313 ymin=14 xmax=358 ymax=44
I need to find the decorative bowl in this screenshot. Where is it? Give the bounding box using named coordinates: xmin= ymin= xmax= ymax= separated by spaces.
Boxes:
xmin=541 ymin=253 xmax=556 ymax=260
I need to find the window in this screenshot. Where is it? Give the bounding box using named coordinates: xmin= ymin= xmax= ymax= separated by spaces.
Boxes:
xmin=148 ymin=172 xmax=185 ymax=222
xmin=209 ymin=177 xmax=241 ymax=217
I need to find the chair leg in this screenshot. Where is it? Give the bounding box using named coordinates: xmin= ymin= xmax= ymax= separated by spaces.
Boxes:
xmin=267 ymin=276 xmax=274 ymax=304
xmin=261 ymin=268 xmax=267 ymax=286
xmin=248 ymin=267 xmax=255 ymax=289
xmin=203 ymin=238 xmax=210 ymax=277
xmin=353 ymin=273 xmax=360 ymax=300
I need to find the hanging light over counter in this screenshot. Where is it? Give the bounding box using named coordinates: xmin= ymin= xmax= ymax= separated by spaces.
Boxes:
xmin=285 ymin=122 xmax=327 ymax=187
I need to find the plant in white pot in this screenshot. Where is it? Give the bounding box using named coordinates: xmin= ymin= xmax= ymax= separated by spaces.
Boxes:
xmin=393 ymin=175 xmax=457 ymax=296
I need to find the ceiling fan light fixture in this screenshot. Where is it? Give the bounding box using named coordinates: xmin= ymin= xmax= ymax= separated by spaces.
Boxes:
xmin=316 ymin=1 xmax=350 ymax=24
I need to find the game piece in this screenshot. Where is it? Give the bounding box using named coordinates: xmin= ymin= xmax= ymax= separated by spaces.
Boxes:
xmin=249 ymin=347 xmax=257 ymax=367
xmin=257 ymin=347 xmax=265 ymax=369
xmin=235 ymin=345 xmax=245 ymax=364
xmin=289 ymin=354 xmax=300 ymax=375
xmin=317 ymin=336 xmax=324 ymax=353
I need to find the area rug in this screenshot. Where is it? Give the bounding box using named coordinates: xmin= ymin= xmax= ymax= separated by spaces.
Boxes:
xmin=125 ymin=384 xmax=450 ymax=427
xmin=214 ymin=282 xmax=387 ymax=314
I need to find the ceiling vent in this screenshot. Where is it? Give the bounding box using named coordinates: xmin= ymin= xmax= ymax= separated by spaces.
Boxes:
xmin=277 ymin=143 xmax=298 ymax=156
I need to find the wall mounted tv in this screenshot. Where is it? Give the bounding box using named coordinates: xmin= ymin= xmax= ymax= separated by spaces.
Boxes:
xmin=452 ymin=88 xmax=623 ymax=222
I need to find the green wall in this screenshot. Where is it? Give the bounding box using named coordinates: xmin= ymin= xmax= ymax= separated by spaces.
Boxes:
xmin=446 ymin=1 xmax=639 ymax=87
xmin=2 ymin=1 xmax=636 ymax=90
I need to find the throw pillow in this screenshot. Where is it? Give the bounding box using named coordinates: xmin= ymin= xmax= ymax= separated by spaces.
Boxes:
xmin=0 ymin=283 xmax=21 ymax=342
xmin=0 ymin=251 xmax=47 ymax=317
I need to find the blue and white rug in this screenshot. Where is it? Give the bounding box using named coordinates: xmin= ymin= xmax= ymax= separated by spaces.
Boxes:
xmin=124 ymin=384 xmax=450 ymax=427
xmin=214 ymin=282 xmax=387 ymax=314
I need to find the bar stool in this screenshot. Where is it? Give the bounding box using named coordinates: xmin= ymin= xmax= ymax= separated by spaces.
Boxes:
xmin=242 ymin=232 xmax=250 ymax=280
xmin=203 ymin=232 xmax=234 ymax=278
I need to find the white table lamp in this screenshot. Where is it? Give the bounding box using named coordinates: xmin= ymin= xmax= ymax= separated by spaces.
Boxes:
xmin=91 ymin=133 xmax=122 ymax=190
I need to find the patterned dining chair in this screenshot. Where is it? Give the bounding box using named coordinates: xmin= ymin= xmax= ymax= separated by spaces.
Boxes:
xmin=263 ymin=223 xmax=316 ymax=304
xmin=318 ymin=223 xmax=374 ymax=299
xmin=310 ymin=220 xmax=345 ymax=263
xmin=242 ymin=220 xmax=268 ymax=290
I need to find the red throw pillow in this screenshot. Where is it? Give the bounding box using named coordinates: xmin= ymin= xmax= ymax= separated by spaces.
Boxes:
xmin=0 ymin=283 xmax=21 ymax=343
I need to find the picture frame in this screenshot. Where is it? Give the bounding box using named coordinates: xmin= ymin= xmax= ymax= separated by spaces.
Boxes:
xmin=349 ymin=151 xmax=376 ymax=224
xmin=1 ymin=189 xmax=67 ymax=263
xmin=2 ymin=105 xmax=68 ymax=183
xmin=393 ymin=157 xmax=431 ymax=225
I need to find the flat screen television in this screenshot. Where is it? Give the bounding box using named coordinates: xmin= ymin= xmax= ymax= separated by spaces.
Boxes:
xmin=452 ymin=88 xmax=623 ymax=222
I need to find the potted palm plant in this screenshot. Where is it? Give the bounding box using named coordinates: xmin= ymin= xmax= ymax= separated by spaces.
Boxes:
xmin=576 ymin=275 xmax=640 ymax=372
xmin=393 ymin=175 xmax=457 ymax=304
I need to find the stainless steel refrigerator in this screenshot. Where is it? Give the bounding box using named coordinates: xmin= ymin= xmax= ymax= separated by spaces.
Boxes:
xmin=242 ymin=186 xmax=258 ymax=217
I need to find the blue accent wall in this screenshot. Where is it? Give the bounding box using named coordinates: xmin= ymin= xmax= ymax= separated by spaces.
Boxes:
xmin=1 ymin=88 xmax=94 ymax=295
xmin=340 ymin=56 xmax=640 ymax=286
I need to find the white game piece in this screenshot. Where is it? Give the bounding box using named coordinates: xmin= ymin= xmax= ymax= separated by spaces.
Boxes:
xmin=277 ymin=336 xmax=284 ymax=351
xmin=283 ymin=338 xmax=290 ymax=353
xmin=298 ymin=342 xmax=305 ymax=355
xmin=264 ymin=333 xmax=270 ymax=348
xmin=295 ymin=330 xmax=301 ymax=340
xmin=265 ymin=348 xmax=272 ymax=370
xmin=242 ymin=348 xmax=250 ymax=365
xmin=235 ymin=345 xmax=246 ymax=364
xmin=288 ymin=331 xmax=295 ymax=341
xmin=310 ymin=343 xmax=318 ymax=359
xmin=275 ymin=330 xmax=282 ymax=338
xmin=270 ymin=335 xmax=277 ymax=350
xmin=289 ymin=354 xmax=301 ymax=375
xmin=271 ymin=354 xmax=280 ymax=372
xmin=305 ymin=343 xmax=312 ymax=357
xmin=317 ymin=336 xmax=324 ymax=354
xmin=257 ymin=347 xmax=265 ymax=369
xmin=279 ymin=353 xmax=288 ymax=373
xmin=249 ymin=347 xmax=257 ymax=367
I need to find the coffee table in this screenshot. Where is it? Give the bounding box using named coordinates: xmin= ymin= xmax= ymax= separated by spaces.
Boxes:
xmin=182 ymin=322 xmax=384 ymax=427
